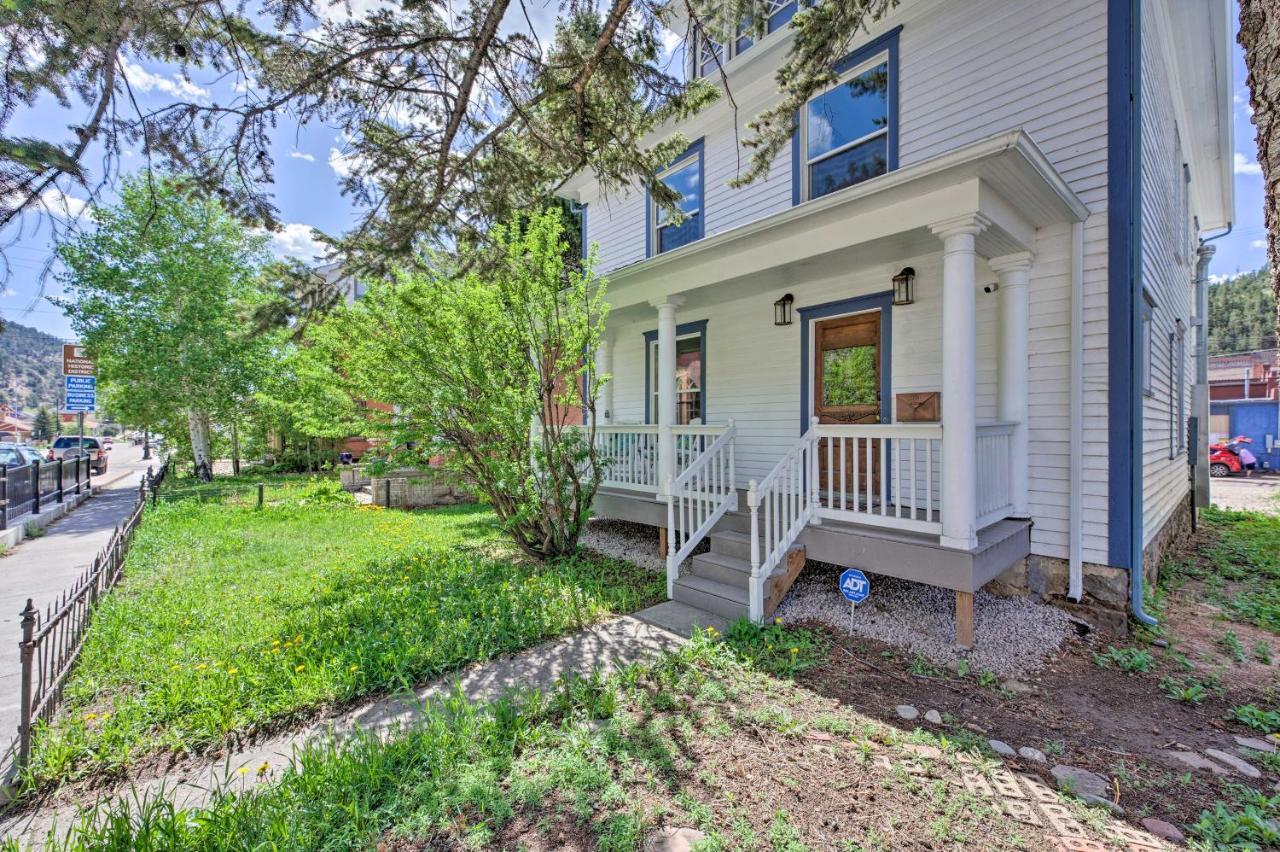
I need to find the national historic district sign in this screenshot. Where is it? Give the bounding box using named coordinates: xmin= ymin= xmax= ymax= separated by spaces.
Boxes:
xmin=839 ymin=568 xmax=870 ymax=604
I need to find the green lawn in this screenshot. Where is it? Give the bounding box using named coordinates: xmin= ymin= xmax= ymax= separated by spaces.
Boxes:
xmin=1164 ymin=505 xmax=1280 ymax=631
xmin=26 ymin=476 xmax=663 ymax=786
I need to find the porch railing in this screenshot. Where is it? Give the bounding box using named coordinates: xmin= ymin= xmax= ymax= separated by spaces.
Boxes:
xmin=664 ymin=421 xmax=737 ymax=595
xmin=593 ymin=423 xmax=729 ymax=494
xmin=813 ymin=423 xmax=944 ymax=535
xmin=747 ymin=421 xmax=820 ymax=622
xmin=975 ymin=422 xmax=1016 ymax=528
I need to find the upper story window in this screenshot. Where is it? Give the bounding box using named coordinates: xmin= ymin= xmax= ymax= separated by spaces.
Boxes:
xmin=692 ymin=1 xmax=799 ymax=77
xmin=803 ymin=55 xmax=890 ymax=200
xmin=651 ymin=142 xmax=704 ymax=255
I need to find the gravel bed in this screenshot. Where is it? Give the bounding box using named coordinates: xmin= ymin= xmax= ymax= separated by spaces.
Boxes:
xmin=580 ymin=519 xmax=707 ymax=573
xmin=775 ymin=564 xmax=1075 ymax=679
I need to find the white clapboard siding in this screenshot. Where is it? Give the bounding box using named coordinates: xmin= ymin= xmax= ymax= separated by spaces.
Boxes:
xmin=584 ymin=0 xmax=1113 ymax=565
xmin=1138 ymin=19 xmax=1197 ymax=550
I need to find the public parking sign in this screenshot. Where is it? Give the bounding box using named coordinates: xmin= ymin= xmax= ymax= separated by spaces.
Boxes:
xmin=64 ymin=375 xmax=97 ymax=412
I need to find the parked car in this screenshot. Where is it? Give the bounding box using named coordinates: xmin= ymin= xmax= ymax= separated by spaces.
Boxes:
xmin=47 ymin=436 xmax=108 ymax=475
xmin=0 ymin=442 xmax=39 ymax=468
xmin=102 ymin=436 xmax=114 ymax=451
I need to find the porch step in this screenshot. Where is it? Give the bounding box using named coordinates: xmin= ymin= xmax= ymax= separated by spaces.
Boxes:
xmin=708 ymin=529 xmax=756 ymax=561
xmin=672 ymin=573 xmax=750 ymax=621
xmin=690 ymin=549 xmax=753 ymax=586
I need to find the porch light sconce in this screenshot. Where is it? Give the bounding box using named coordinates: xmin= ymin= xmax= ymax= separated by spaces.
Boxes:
xmin=892 ymin=267 xmax=916 ymax=306
xmin=774 ymin=293 xmax=795 ymax=326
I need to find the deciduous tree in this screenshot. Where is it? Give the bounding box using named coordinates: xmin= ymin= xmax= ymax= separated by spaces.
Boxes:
xmin=55 ymin=174 xmax=273 ymax=479
xmin=1239 ymin=1 xmax=1280 ymax=344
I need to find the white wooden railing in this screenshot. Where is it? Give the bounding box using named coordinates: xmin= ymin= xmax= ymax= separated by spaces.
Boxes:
xmin=594 ymin=425 xmax=661 ymax=491
xmin=813 ymin=423 xmax=944 ymax=535
xmin=975 ymin=422 xmax=1016 ymax=528
xmin=665 ymin=421 xmax=738 ymax=596
xmin=592 ymin=423 xmax=729 ymax=494
xmin=746 ymin=424 xmax=820 ymax=622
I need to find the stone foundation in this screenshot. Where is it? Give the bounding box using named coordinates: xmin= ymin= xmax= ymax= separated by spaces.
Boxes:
xmin=984 ymin=499 xmax=1195 ymax=636
xmin=986 ymin=556 xmax=1130 ymax=636
xmin=370 ymin=469 xmax=473 ymax=508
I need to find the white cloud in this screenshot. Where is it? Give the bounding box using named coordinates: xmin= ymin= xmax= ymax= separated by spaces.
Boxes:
xmin=1209 ymin=273 xmax=1236 ymax=285
xmin=290 ymin=151 xmax=316 ymax=162
xmin=262 ymin=223 xmax=328 ymax=261
xmin=1235 ymin=90 xmax=1255 ymax=116
xmin=659 ymin=27 xmax=683 ymax=56
xmin=1252 ymin=239 xmax=1267 ymax=250
xmin=120 ymin=57 xmax=209 ymax=100
xmin=38 ymin=188 xmax=90 ymax=220
xmin=1 ymin=287 xmax=15 ymax=298
xmin=1234 ymin=152 xmax=1262 ymax=176
xmin=328 ymin=145 xmax=370 ymax=178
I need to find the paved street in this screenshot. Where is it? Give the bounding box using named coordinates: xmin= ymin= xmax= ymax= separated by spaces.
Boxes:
xmin=1211 ymin=473 xmax=1280 ymax=514
xmin=0 ymin=442 xmax=156 ymax=760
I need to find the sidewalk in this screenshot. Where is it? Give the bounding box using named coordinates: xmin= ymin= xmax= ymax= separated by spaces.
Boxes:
xmin=0 ymin=445 xmax=153 ymax=766
xmin=0 ymin=601 xmax=719 ymax=848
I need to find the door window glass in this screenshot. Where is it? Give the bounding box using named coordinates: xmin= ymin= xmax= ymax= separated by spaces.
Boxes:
xmin=822 ymin=345 xmax=878 ymax=407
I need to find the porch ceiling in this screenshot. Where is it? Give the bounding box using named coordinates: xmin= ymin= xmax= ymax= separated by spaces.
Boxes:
xmin=603 ymin=129 xmax=1088 ymax=320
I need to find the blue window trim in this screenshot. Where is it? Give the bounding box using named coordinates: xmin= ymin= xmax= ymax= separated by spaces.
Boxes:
xmin=646 ymin=138 xmax=706 ymax=258
xmin=578 ymin=202 xmax=588 ymax=261
xmin=798 ymin=292 xmax=893 ymax=434
xmin=768 ymin=1 xmax=798 ymax=33
xmin=1106 ymin=0 xmax=1142 ymax=572
xmin=792 ymin=25 xmax=901 ymax=207
xmin=643 ymin=319 xmax=709 ymax=424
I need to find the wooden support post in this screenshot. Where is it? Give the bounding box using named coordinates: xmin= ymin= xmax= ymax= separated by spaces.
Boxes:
xmin=658 ymin=525 xmax=668 ymax=558
xmin=955 ymin=591 xmax=974 ymax=649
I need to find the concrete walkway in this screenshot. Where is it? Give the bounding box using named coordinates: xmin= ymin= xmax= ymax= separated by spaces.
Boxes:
xmin=0 ymin=444 xmax=153 ymax=767
xmin=0 ymin=601 xmax=724 ymax=848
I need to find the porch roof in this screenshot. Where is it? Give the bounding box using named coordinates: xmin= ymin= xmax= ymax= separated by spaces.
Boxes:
xmin=602 ymin=129 xmax=1088 ymax=318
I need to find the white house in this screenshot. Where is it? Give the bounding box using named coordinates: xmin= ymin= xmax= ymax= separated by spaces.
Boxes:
xmin=558 ymin=0 xmax=1234 ymax=645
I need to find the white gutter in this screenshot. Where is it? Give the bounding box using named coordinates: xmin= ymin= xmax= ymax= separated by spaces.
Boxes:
xmin=1069 ymin=220 xmax=1084 ymax=601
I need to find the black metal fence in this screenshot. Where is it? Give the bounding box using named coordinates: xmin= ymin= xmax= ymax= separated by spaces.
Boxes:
xmin=0 ymin=457 xmax=93 ymax=530
xmin=8 ymin=458 xmax=169 ymax=777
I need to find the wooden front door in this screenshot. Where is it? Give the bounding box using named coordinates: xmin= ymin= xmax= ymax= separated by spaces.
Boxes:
xmin=813 ymin=311 xmax=882 ymax=505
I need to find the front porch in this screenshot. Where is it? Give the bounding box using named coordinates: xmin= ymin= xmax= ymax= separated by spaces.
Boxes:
xmin=581 ymin=131 xmax=1089 ymax=648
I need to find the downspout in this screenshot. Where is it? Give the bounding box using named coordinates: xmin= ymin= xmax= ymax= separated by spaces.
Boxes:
xmin=1191 ymin=237 xmax=1222 ymax=507
xmin=1069 ymin=221 xmax=1085 ymax=601
xmin=1125 ymin=0 xmax=1156 ymax=628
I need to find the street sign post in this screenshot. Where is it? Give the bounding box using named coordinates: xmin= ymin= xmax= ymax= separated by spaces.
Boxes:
xmin=838 ymin=568 xmax=871 ymax=633
xmin=62 ymin=345 xmax=96 ymax=477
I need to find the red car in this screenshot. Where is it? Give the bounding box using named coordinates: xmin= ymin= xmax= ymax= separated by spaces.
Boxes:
xmin=1209 ymin=437 xmax=1254 ymax=478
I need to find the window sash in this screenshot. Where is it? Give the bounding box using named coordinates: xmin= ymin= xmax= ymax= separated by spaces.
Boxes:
xmin=649 ymin=333 xmax=705 ymax=424
xmin=800 ymin=53 xmax=890 ymax=201
xmin=654 ymin=155 xmax=702 ymax=252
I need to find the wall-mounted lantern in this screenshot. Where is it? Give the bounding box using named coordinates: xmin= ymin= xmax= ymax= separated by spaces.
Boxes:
xmin=892 ymin=267 xmax=916 ymax=306
xmin=774 ymin=293 xmax=795 ymax=326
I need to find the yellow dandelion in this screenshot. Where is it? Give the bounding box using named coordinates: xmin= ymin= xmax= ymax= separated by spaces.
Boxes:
xmin=227 ymin=667 xmax=238 ymax=675
xmin=195 ymin=663 xmax=208 ymax=671
xmin=257 ymin=761 xmax=271 ymax=777
xmin=295 ymin=664 xmax=306 ymax=673
xmin=348 ymin=664 xmax=359 ymax=672
xmin=271 ymin=639 xmax=281 ymax=647
xmin=790 ymin=647 xmax=799 ymax=655
xmin=237 ymin=766 xmax=249 ymax=776
xmin=83 ymin=712 xmax=98 ymax=721
xmin=170 ymin=663 xmax=182 ymax=671
xmin=774 ymin=618 xmax=783 ymax=625
xmin=272 ymin=648 xmax=280 ymax=654
xmin=294 ymin=634 xmax=302 ymax=643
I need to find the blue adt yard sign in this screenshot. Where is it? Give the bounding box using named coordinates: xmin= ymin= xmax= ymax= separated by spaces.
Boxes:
xmin=839 ymin=568 xmax=870 ymax=604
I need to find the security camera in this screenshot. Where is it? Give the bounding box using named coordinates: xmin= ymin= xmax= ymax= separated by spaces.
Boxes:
xmin=983 ymin=282 xmax=999 ymax=294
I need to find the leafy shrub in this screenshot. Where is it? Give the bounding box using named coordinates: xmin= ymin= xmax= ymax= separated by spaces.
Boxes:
xmin=720 ymin=618 xmax=824 ymax=677
xmin=1231 ymin=704 xmax=1280 ymax=733
xmin=1159 ymin=676 xmax=1207 ymax=704
xmin=295 ymin=477 xmax=355 ymax=506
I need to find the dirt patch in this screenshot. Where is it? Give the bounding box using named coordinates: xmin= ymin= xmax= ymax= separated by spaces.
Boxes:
xmin=793 ymin=621 xmax=1276 ymax=833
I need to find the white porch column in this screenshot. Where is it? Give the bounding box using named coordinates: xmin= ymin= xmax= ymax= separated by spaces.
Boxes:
xmin=990 ymin=251 xmax=1033 ymax=518
xmin=930 ymin=214 xmax=989 ymax=550
xmin=651 ymin=296 xmax=684 ymax=495
xmin=595 ymin=337 xmax=613 ymax=424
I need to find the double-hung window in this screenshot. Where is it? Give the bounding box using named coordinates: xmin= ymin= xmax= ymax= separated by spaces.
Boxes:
xmin=1141 ymin=292 xmax=1156 ymax=397
xmin=1170 ymin=320 xmax=1186 ymax=457
xmin=802 ymin=54 xmax=891 ymax=200
xmin=692 ymin=1 xmax=798 ymax=76
xmin=653 ymin=151 xmax=703 ymax=254
xmin=645 ymin=323 xmax=707 ymax=425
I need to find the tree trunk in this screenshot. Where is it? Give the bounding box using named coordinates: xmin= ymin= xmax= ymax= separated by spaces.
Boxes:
xmin=1240 ymin=0 xmax=1280 ymax=343
xmin=231 ymin=420 xmax=241 ymax=476
xmin=187 ymin=409 xmax=214 ymax=482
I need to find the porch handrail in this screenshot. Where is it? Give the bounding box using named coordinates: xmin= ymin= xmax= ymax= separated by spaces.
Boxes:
xmin=664 ymin=421 xmax=738 ymax=597
xmin=813 ymin=422 xmax=944 ymax=535
xmin=746 ymin=420 xmax=820 ymax=623
xmin=976 ymin=421 xmax=1016 ymax=528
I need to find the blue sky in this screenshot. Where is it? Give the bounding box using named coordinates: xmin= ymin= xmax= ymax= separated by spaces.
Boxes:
xmin=0 ymin=3 xmax=1270 ymax=339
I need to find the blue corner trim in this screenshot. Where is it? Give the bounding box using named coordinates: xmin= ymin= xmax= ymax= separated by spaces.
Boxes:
xmin=647 ymin=138 xmax=705 ymax=258
xmin=578 ymin=202 xmax=588 ymax=261
xmin=791 ymin=25 xmax=902 ymax=206
xmin=797 ymin=291 xmax=893 ymax=434
xmin=1106 ymin=0 xmax=1144 ymax=580
xmin=644 ymin=319 xmax=709 ymax=424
